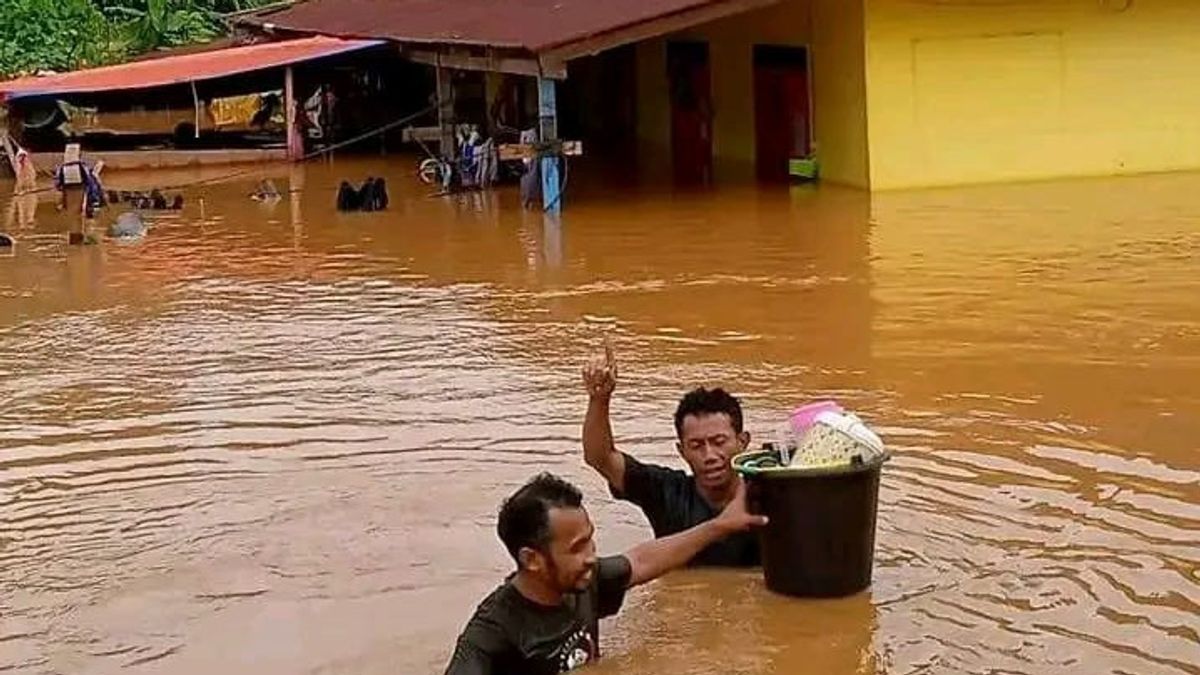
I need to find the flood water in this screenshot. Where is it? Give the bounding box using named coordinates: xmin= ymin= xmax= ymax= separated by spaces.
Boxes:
xmin=1 ymin=160 xmax=1197 ymax=675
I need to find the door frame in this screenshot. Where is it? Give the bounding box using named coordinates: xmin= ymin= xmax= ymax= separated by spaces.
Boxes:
xmin=751 ymin=43 xmax=816 ymax=180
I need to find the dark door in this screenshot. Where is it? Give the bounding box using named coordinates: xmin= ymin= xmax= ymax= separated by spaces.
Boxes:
xmin=753 ymin=45 xmax=811 ymax=182
xmin=668 ymin=41 xmax=713 ymax=185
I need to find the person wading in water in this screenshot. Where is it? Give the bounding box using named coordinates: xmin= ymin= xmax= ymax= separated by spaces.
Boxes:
xmin=581 ymin=339 xmax=759 ymax=566
xmin=444 ymin=473 xmax=765 ymax=674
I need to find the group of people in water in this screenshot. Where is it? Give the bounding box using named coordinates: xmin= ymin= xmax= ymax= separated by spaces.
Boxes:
xmin=106 ymin=189 xmax=185 ymax=211
xmin=336 ymin=176 xmax=390 ymax=212
xmin=444 ymin=342 xmax=765 ymax=674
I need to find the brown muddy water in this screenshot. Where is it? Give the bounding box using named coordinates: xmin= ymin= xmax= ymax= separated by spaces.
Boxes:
xmin=1 ymin=160 xmax=1197 ymax=675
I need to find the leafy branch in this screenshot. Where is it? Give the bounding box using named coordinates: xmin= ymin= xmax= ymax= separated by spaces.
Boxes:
xmin=0 ymin=0 xmax=280 ymax=78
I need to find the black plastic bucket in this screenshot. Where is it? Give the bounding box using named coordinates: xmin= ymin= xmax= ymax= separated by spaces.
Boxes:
xmin=736 ymin=448 xmax=886 ymax=598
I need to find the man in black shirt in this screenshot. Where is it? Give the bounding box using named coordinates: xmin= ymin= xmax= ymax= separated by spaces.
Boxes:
xmin=582 ymin=341 xmax=759 ymax=566
xmin=445 ymin=472 xmax=766 ymax=675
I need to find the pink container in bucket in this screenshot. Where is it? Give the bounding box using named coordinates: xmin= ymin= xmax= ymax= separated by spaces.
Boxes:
xmin=789 ymin=401 xmax=843 ymax=435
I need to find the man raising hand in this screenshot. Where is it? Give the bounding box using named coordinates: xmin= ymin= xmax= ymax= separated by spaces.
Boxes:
xmin=582 ymin=338 xmax=759 ymax=566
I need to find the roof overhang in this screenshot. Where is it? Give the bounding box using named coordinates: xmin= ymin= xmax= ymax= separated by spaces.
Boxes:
xmin=0 ymin=36 xmax=384 ymax=102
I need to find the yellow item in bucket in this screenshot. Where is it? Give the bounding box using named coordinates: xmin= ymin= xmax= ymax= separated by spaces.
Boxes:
xmin=790 ymin=412 xmax=886 ymax=469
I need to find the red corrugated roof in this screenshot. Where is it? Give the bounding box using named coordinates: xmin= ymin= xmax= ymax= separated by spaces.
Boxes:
xmin=0 ymin=37 xmax=383 ymax=100
xmin=245 ymin=0 xmax=750 ymax=53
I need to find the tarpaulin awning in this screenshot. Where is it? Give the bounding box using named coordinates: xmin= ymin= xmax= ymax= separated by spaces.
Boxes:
xmin=0 ymin=36 xmax=384 ymax=101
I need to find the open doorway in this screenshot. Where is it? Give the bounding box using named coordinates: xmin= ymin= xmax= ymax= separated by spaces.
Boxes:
xmin=753 ymin=45 xmax=811 ymax=182
xmin=559 ymin=45 xmax=638 ymax=161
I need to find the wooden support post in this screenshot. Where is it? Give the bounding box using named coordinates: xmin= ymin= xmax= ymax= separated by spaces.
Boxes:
xmin=0 ymin=130 xmax=16 ymax=176
xmin=538 ymin=78 xmax=561 ymax=215
xmin=290 ymin=163 xmax=305 ymax=247
xmin=435 ymin=63 xmax=455 ymax=159
xmin=190 ymin=81 xmax=201 ymax=140
xmin=284 ymin=66 xmax=302 ymax=162
xmin=484 ymin=72 xmax=504 ymax=137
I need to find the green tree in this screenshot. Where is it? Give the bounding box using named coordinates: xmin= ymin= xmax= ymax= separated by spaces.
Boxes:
xmin=102 ymin=0 xmax=222 ymax=53
xmin=0 ymin=0 xmax=281 ymax=78
xmin=0 ymin=0 xmax=118 ymax=77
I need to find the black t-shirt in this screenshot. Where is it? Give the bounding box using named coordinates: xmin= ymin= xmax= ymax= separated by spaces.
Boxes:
xmin=611 ymin=453 xmax=760 ymax=567
xmin=444 ymin=555 xmax=632 ymax=675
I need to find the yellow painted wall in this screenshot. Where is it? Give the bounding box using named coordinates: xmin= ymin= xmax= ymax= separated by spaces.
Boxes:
xmin=633 ymin=0 xmax=871 ymax=186
xmin=812 ymin=0 xmax=869 ymax=187
xmin=865 ymin=0 xmax=1200 ymax=189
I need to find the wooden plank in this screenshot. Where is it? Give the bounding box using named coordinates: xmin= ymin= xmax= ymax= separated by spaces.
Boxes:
xmin=540 ymin=0 xmax=779 ymax=63
xmin=402 ymin=126 xmax=443 ymax=143
xmin=498 ymin=141 xmax=582 ymax=161
xmin=408 ymin=49 xmax=567 ymax=80
xmin=284 ymin=66 xmax=302 ymax=161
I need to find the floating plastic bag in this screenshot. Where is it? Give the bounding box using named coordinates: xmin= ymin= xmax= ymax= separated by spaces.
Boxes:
xmin=789 ymin=400 xmax=843 ymax=436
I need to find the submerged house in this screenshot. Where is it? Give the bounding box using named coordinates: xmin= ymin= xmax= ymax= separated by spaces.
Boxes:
xmin=237 ymin=0 xmax=1200 ymax=190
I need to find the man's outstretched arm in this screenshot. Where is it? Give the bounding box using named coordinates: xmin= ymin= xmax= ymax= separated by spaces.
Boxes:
xmin=623 ymin=481 xmax=766 ymax=586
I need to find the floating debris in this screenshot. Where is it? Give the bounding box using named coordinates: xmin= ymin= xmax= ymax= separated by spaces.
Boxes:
xmin=109 ymin=212 xmax=147 ymax=240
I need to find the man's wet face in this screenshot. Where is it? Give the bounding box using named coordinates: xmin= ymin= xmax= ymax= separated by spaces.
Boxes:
xmin=678 ymin=412 xmax=746 ymax=493
xmin=543 ymin=507 xmax=597 ymax=592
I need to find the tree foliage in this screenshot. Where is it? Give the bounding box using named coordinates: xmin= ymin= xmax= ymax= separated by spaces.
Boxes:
xmin=102 ymin=1 xmax=220 ymax=54
xmin=0 ymin=0 xmax=116 ymax=77
xmin=0 ymin=0 xmax=278 ymax=78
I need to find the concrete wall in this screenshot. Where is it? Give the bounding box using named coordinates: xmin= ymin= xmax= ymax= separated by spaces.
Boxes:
xmin=864 ymin=0 xmax=1200 ymax=189
xmin=633 ymin=0 xmax=871 ymax=186
xmin=28 ymin=149 xmax=286 ymax=172
xmin=629 ymin=0 xmax=1200 ymax=190
xmin=812 ymin=0 xmax=869 ymax=187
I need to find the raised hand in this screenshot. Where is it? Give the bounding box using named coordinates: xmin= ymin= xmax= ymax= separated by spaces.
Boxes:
xmin=582 ymin=335 xmax=618 ymax=400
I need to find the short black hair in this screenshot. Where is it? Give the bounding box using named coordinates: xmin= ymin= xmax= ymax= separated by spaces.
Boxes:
xmin=497 ymin=473 xmax=584 ymax=564
xmin=674 ymin=387 xmax=744 ymax=437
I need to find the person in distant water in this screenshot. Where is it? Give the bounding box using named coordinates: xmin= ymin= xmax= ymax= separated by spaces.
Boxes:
xmin=581 ymin=339 xmax=758 ymax=566
xmin=251 ymin=179 xmax=281 ymax=203
xmin=359 ymin=178 xmax=381 ymax=212
xmin=336 ymin=180 xmax=360 ymax=211
xmin=13 ymin=148 xmax=39 ymax=195
xmin=445 ymin=472 xmax=765 ymax=675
